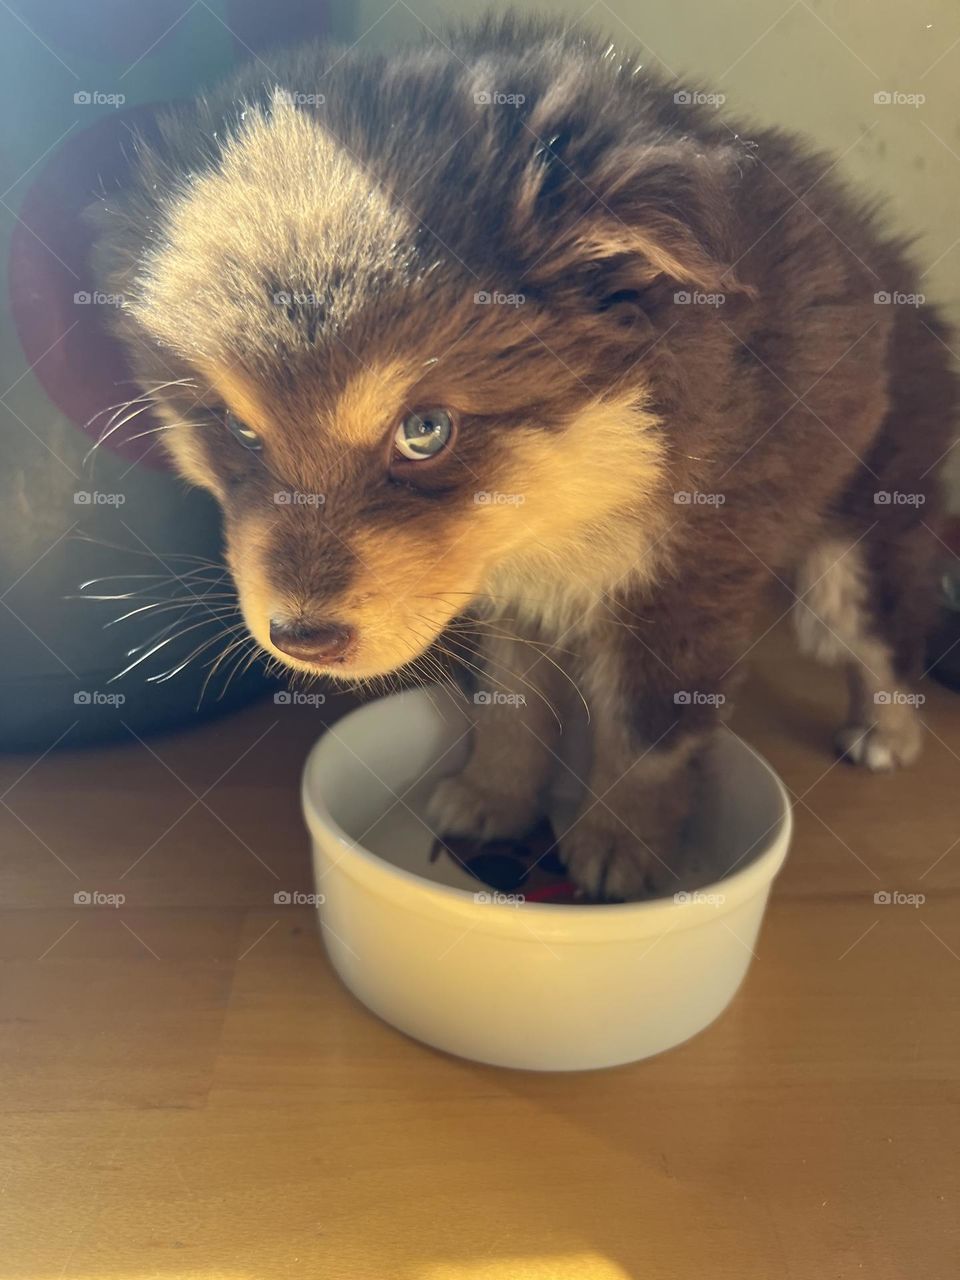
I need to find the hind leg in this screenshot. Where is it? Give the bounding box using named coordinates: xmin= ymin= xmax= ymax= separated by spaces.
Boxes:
xmin=793 ymin=537 xmax=924 ymax=771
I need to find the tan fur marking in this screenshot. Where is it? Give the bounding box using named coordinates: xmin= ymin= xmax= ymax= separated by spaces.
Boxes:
xmin=335 ymin=364 xmax=414 ymax=448
xmin=153 ymin=402 xmax=225 ymax=500
xmin=201 ymin=367 xmax=273 ymax=436
xmin=487 ymin=396 xmax=669 ymax=634
xmin=576 ymin=225 xmax=711 ymax=287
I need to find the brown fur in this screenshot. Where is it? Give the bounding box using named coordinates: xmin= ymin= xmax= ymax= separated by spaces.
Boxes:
xmin=91 ymin=14 xmax=957 ymax=898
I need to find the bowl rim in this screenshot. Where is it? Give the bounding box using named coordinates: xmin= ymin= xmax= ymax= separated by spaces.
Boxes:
xmin=301 ymin=687 xmax=793 ymax=935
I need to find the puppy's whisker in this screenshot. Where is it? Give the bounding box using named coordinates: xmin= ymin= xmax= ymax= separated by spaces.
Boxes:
xmin=448 ymin=619 xmax=589 ymax=723
xmin=78 ymin=569 xmax=226 ymax=588
xmin=122 ymin=419 xmax=204 ymax=446
xmin=121 ymin=425 xmax=180 ymax=446
xmin=137 ymin=377 xmax=197 ymax=396
xmin=199 ymin=631 xmax=254 ymax=703
xmin=93 ymin=399 xmax=159 ymax=448
xmin=82 ymin=384 xmax=181 ymax=440
xmin=149 ymin=622 xmax=247 ymax=683
xmin=591 ymin=586 xmax=655 ymax=627
xmin=109 ymin=614 xmax=239 ymax=683
xmin=108 ymin=599 xmax=238 ymax=629
xmin=413 ymin=621 xmax=564 ymax=731
xmin=122 ymin=611 xmax=234 ymax=659
xmin=70 ymin=532 xmax=228 ymax=569
xmin=74 ymin=587 xmax=233 ymax=603
xmin=218 ymin=637 xmax=263 ymax=701
xmin=429 ymin=640 xmax=520 ymax=703
xmin=147 ymin=629 xmax=241 ymax=679
xmin=435 ymin=607 xmax=581 ymax=670
xmin=457 ymin=646 xmax=564 ymax=731
xmin=438 ymin=630 xmax=566 ymax=730
xmin=85 ymin=393 xmax=173 ymax=467
xmin=73 ymin=591 xmax=184 ymax=603
xmin=87 ymin=378 xmax=196 ymax=433
xmin=408 ymin=650 xmax=458 ymax=713
xmin=124 ymin=615 xmax=188 ymax=655
xmin=237 ymin=641 xmax=268 ymax=681
xmin=447 ymin=617 xmax=581 ymax=661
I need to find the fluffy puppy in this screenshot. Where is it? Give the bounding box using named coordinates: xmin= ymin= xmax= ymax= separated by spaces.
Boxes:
xmin=91 ymin=14 xmax=956 ymax=899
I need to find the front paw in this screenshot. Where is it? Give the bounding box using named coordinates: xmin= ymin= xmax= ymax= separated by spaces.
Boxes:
xmin=426 ymin=772 xmax=542 ymax=842
xmin=835 ymin=713 xmax=923 ymax=771
xmin=559 ymin=808 xmax=682 ymax=902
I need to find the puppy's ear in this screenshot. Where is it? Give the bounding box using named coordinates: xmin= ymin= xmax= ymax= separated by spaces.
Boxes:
xmin=85 ymin=194 xmax=142 ymax=300
xmin=510 ymin=134 xmax=752 ymax=300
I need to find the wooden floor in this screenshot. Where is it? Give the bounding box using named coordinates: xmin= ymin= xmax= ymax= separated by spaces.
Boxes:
xmin=1 ymin=632 xmax=958 ymax=1280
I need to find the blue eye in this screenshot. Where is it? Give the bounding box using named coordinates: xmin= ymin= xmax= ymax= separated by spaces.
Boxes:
xmin=224 ymin=410 xmax=262 ymax=451
xmin=394 ymin=408 xmax=454 ymax=460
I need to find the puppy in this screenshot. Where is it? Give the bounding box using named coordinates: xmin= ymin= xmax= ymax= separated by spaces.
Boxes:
xmin=92 ymin=14 xmax=956 ymax=899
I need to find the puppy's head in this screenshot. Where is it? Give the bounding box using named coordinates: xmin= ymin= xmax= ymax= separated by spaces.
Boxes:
xmin=100 ymin=78 xmax=743 ymax=679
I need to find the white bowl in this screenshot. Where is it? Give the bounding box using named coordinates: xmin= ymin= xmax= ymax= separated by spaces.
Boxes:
xmin=302 ymin=688 xmax=792 ymax=1071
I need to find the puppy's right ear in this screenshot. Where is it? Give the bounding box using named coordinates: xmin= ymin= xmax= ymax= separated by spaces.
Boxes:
xmin=508 ymin=132 xmax=753 ymax=303
xmin=82 ymin=106 xmax=202 ymax=331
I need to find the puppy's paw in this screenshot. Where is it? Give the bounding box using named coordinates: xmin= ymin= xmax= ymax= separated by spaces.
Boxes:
xmin=559 ymin=810 xmax=678 ymax=902
xmin=426 ymin=772 xmax=542 ymax=842
xmin=836 ymin=715 xmax=923 ymax=771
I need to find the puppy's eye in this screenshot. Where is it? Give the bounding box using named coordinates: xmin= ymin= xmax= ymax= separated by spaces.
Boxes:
xmin=393 ymin=408 xmax=454 ymax=461
xmin=224 ymin=410 xmax=262 ymax=451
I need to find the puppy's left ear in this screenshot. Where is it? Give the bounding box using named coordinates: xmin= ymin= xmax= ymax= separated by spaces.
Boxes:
xmin=510 ymin=134 xmax=753 ymax=300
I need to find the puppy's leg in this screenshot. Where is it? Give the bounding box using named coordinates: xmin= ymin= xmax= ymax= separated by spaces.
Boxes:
xmin=558 ymin=711 xmax=708 ymax=901
xmin=793 ymin=538 xmax=923 ymax=770
xmin=426 ymin=628 xmax=566 ymax=840
xmin=559 ymin=583 xmax=756 ymax=901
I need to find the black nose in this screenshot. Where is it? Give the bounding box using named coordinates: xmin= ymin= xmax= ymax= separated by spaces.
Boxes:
xmin=269 ymin=618 xmax=354 ymax=664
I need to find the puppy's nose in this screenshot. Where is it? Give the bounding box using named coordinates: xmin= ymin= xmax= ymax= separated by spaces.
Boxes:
xmin=269 ymin=617 xmax=354 ymax=664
